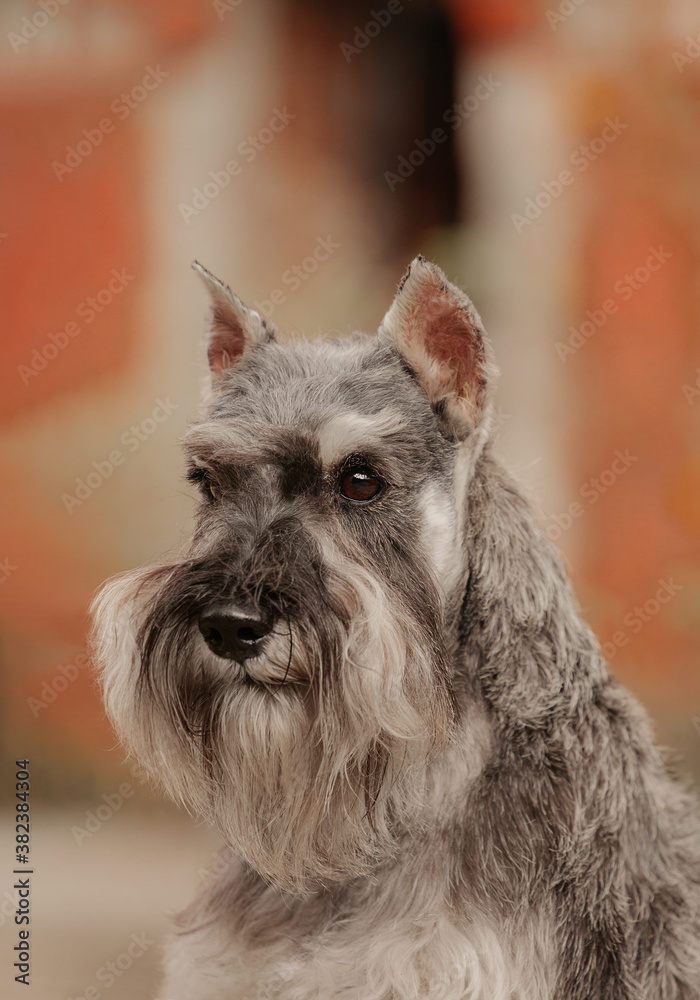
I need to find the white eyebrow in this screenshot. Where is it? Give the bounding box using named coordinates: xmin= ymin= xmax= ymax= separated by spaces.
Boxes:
xmin=183 ymin=421 xmax=290 ymax=463
xmin=316 ymin=409 xmax=410 ymax=466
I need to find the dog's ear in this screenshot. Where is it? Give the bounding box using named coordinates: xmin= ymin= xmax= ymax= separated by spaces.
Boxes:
xmin=192 ymin=261 xmax=276 ymax=384
xmin=379 ymin=256 xmax=497 ymax=439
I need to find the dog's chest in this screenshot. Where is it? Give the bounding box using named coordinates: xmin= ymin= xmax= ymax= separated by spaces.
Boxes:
xmin=163 ymin=900 xmax=554 ymax=1000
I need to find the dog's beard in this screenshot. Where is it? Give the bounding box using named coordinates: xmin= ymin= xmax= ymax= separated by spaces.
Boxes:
xmin=91 ymin=540 xmax=453 ymax=892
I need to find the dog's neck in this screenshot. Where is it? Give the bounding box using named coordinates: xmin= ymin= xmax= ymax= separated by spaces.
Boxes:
xmin=456 ymin=449 xmax=608 ymax=720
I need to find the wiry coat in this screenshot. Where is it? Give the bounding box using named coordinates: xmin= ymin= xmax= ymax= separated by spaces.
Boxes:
xmin=92 ymin=257 xmax=700 ymax=999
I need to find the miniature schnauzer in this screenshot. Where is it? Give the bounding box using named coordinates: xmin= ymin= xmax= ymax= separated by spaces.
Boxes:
xmin=92 ymin=257 xmax=700 ymax=999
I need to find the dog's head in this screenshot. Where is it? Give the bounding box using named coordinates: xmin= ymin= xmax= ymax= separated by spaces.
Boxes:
xmin=91 ymin=256 xmax=497 ymax=891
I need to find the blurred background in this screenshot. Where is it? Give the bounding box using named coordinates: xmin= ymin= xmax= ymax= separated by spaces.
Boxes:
xmin=1 ymin=0 xmax=699 ymax=996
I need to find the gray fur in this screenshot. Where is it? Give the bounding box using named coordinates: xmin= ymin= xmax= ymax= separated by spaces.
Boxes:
xmin=91 ymin=256 xmax=700 ymax=999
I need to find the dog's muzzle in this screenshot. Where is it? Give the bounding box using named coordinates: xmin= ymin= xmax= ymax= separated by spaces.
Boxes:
xmin=198 ymin=604 xmax=273 ymax=662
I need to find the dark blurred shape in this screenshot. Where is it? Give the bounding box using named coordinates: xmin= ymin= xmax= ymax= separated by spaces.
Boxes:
xmin=287 ymin=0 xmax=461 ymax=254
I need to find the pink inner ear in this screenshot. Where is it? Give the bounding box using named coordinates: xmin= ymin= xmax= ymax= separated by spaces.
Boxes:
xmin=436 ymin=361 xmax=453 ymax=386
xmin=207 ymin=328 xmax=246 ymax=378
xmin=420 ymin=295 xmax=483 ymax=404
xmin=207 ymin=297 xmax=248 ymax=377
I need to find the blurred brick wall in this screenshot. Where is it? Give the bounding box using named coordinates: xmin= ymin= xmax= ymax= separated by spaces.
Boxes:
xmin=0 ymin=0 xmax=698 ymax=796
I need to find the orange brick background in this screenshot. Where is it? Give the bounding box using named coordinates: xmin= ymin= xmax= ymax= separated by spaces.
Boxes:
xmin=0 ymin=0 xmax=698 ymax=801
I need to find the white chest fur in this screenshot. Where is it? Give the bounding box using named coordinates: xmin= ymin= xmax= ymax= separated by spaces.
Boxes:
xmin=160 ymin=893 xmax=554 ymax=1000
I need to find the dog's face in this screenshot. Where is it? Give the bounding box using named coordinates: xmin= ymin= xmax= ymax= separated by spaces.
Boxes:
xmin=92 ymin=257 xmax=497 ymax=890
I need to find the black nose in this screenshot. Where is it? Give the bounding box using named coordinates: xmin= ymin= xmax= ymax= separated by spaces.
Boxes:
xmin=198 ymin=605 xmax=273 ymax=662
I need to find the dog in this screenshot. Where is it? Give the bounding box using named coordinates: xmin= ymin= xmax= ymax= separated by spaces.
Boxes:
xmin=91 ymin=257 xmax=700 ymax=999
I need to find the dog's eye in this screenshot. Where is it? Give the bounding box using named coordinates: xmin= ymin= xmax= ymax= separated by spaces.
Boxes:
xmin=339 ymin=468 xmax=382 ymax=503
xmin=187 ymin=465 xmax=219 ymax=503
